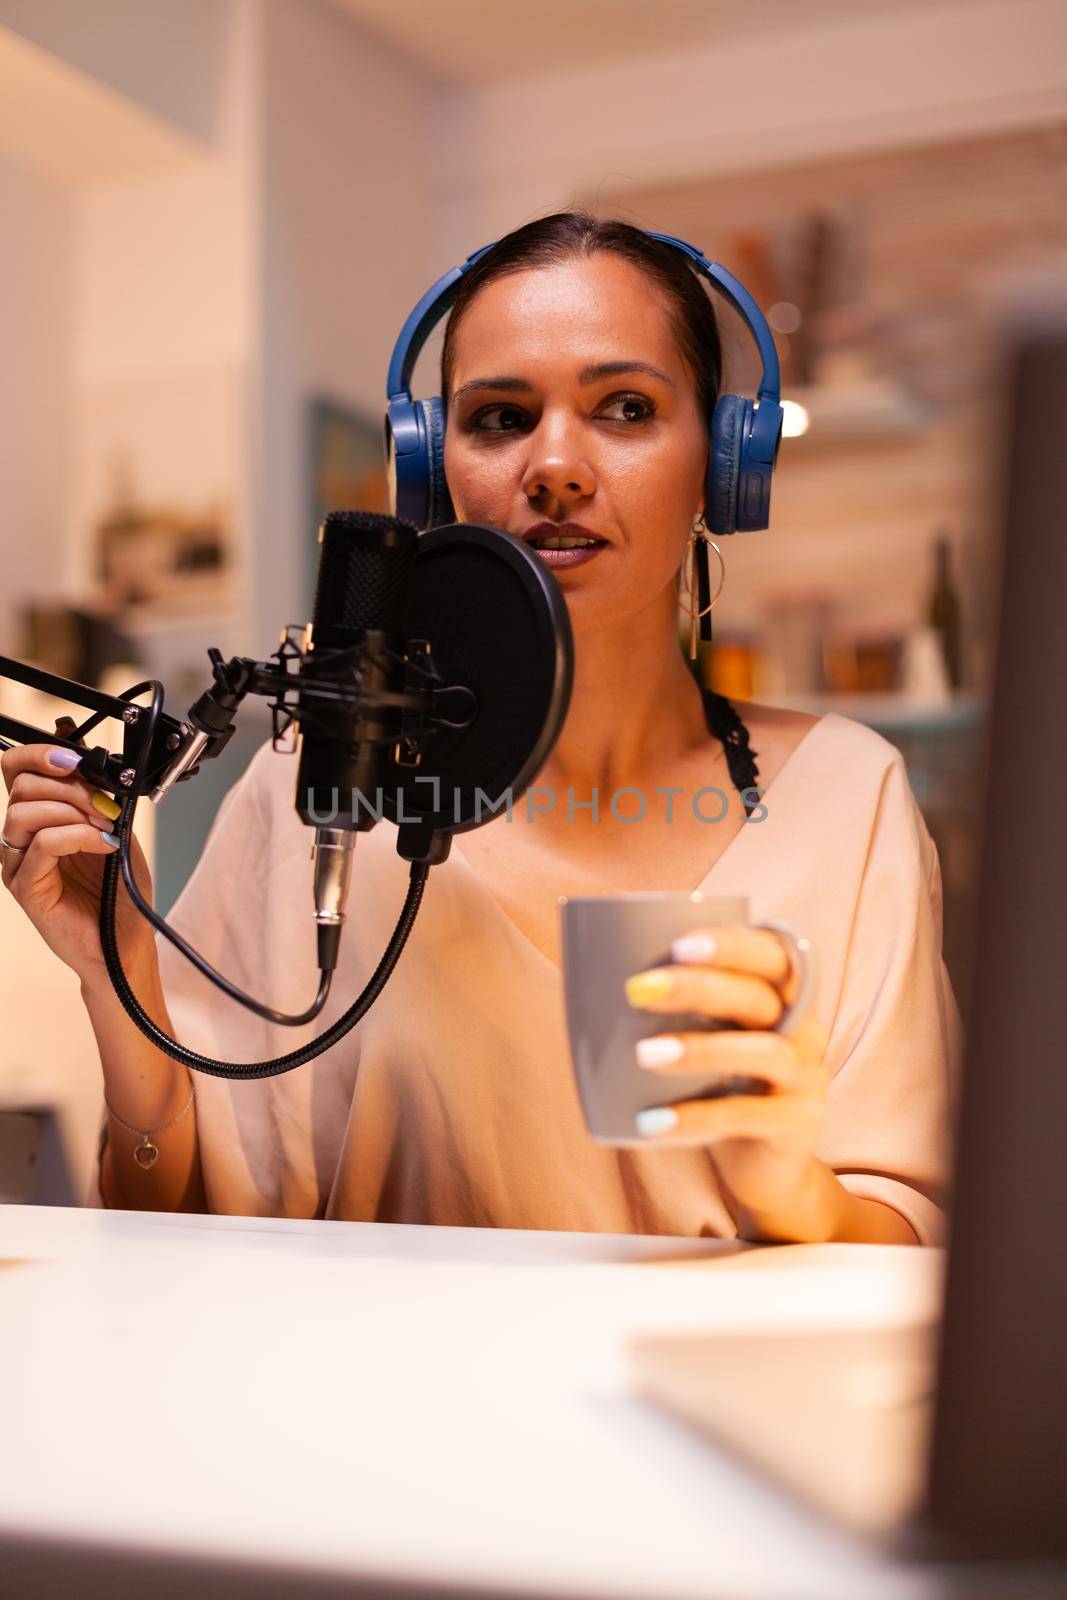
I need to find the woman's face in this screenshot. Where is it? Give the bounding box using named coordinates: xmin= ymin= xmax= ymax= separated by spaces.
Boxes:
xmin=443 ymin=254 xmax=708 ymax=637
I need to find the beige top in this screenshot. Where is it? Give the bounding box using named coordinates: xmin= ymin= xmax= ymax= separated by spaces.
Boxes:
xmin=156 ymin=711 xmax=961 ymax=1243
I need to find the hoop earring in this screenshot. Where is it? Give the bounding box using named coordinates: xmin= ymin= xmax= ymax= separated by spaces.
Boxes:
xmin=678 ymin=515 xmax=725 ymax=661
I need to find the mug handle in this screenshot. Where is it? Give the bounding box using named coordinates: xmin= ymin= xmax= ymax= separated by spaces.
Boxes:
xmin=753 ymin=917 xmax=816 ymax=1038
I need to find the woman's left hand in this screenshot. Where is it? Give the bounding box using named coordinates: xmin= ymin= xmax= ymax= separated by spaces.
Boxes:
xmin=625 ymin=924 xmax=834 ymax=1239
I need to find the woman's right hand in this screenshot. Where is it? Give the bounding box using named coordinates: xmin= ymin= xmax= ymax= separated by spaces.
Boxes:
xmin=1 ymin=743 xmax=157 ymax=986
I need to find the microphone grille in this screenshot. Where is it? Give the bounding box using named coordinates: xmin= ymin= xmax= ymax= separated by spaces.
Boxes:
xmin=313 ymin=511 xmax=419 ymax=636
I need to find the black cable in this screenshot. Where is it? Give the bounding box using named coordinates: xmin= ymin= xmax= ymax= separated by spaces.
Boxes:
xmin=100 ymin=849 xmax=429 ymax=1079
xmin=100 ymin=682 xmax=332 ymax=1027
xmin=95 ymin=678 xmax=432 ymax=1076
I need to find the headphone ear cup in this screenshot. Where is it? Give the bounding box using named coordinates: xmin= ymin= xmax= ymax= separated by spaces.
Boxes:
xmin=708 ymin=394 xmax=747 ymax=537
xmin=422 ymin=396 xmax=454 ymax=528
xmin=386 ymin=396 xmax=430 ymax=528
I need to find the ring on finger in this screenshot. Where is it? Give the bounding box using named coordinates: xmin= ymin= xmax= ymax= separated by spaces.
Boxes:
xmin=0 ymin=830 xmax=27 ymax=855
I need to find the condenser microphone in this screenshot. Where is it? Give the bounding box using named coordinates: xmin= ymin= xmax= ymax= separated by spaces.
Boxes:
xmin=297 ymin=510 xmax=418 ymax=971
xmin=0 ymin=511 xmax=574 ymax=1075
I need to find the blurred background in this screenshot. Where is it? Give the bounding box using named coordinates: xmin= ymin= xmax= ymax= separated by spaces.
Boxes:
xmin=2 ymin=0 xmax=1066 ymax=1196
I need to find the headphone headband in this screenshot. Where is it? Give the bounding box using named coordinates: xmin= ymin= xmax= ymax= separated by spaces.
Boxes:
xmin=643 ymin=234 xmax=781 ymax=401
xmin=387 ymin=244 xmax=495 ymax=400
xmin=385 ymin=227 xmax=785 ymax=537
xmin=387 ymin=234 xmax=781 ymax=405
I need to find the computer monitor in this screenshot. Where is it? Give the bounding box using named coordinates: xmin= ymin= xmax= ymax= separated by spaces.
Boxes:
xmin=633 ymin=311 xmax=1067 ymax=1562
xmin=926 ymin=313 xmax=1067 ymax=1556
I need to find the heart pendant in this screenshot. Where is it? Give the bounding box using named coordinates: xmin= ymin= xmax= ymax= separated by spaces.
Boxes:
xmin=134 ymin=1140 xmax=159 ymax=1169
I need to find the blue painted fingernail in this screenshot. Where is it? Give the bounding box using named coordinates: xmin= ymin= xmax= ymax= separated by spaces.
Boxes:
xmin=635 ymin=1108 xmax=678 ymax=1137
xmin=47 ymin=748 xmax=82 ymax=771
xmin=101 ymin=831 xmax=120 ymax=848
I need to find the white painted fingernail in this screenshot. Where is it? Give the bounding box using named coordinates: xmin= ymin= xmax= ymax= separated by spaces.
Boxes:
xmin=635 ymin=1036 xmax=685 ymax=1068
xmin=671 ymin=933 xmax=717 ymax=963
xmin=635 ymin=1108 xmax=678 ymax=1137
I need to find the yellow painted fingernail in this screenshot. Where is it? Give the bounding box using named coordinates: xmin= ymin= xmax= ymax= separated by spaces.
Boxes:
xmin=625 ymin=971 xmax=674 ymax=1005
xmin=91 ymin=790 xmax=121 ymax=821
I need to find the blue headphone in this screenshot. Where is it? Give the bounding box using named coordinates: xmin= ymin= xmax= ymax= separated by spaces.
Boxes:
xmin=385 ymin=231 xmax=784 ymax=537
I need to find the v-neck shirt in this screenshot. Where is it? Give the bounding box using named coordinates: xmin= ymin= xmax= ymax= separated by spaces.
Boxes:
xmin=153 ymin=712 xmax=960 ymax=1243
xmin=448 ymin=706 xmax=823 ymax=971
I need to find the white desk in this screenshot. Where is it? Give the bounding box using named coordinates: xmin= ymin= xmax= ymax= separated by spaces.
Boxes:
xmin=0 ymin=1206 xmax=1031 ymax=1600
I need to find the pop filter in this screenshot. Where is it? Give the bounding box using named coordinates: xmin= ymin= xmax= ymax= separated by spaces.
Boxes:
xmin=0 ymin=519 xmax=575 ymax=1076
xmin=381 ymin=523 xmax=573 ymax=853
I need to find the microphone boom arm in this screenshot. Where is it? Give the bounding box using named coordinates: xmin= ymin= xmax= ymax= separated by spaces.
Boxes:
xmin=0 ymin=636 xmax=460 ymax=807
xmin=0 ymin=653 xmax=191 ymax=796
xmin=0 ymin=634 xmax=470 ymax=1076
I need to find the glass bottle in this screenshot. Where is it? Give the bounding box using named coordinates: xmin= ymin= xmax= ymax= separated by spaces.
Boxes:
xmin=928 ymin=530 xmax=963 ymax=691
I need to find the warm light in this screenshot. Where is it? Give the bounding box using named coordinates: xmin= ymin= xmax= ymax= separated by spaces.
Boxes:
xmin=768 ymin=301 xmax=802 ymax=334
xmin=781 ymin=399 xmax=810 ymax=438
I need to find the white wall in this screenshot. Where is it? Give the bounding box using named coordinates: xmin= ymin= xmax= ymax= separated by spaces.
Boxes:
xmin=0 ymin=0 xmax=258 ymax=647
xmin=256 ymin=0 xmax=445 ymax=649
xmin=0 ymin=152 xmax=75 ymax=652
xmin=435 ymin=0 xmax=1067 ymax=240
xmin=0 ymin=0 xmax=230 ymax=145
xmin=69 ymin=0 xmax=259 ymax=621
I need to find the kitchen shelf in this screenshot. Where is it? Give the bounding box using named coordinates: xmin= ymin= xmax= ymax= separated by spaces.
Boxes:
xmin=784 ymin=376 xmax=930 ymax=444
xmin=771 ymin=691 xmax=984 ymax=734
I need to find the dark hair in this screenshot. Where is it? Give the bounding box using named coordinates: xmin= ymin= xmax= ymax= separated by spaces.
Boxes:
xmin=440 ymin=211 xmax=722 ymax=425
xmin=439 ymin=212 xmax=759 ymax=808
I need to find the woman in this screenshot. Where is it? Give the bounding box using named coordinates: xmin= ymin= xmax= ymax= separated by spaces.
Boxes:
xmin=0 ymin=214 xmax=960 ymax=1241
